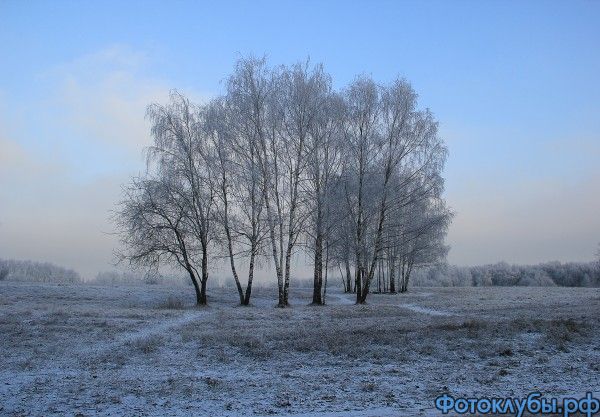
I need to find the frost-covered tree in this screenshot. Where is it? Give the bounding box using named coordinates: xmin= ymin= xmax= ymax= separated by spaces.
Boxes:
xmin=302 ymin=76 xmax=344 ymax=305
xmin=412 ymin=261 xmax=600 ymax=288
xmin=393 ymin=196 xmax=452 ymax=292
xmin=117 ymin=92 xmax=217 ymax=305
xmin=337 ymin=76 xmax=449 ymax=303
xmin=116 ymin=177 xmax=207 ymax=303
xmin=206 ymin=97 xmax=269 ymax=305
xmin=223 ymin=57 xmax=296 ymax=307
xmin=0 ymin=259 xmax=80 ymax=283
xmin=222 ymin=58 xmax=338 ymax=307
xmin=116 ymin=56 xmax=453 ymax=307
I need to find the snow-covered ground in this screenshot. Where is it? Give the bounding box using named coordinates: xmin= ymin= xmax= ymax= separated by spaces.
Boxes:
xmin=1 ymin=282 xmax=599 ymax=416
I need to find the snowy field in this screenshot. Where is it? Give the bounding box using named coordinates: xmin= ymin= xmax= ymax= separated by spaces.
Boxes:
xmin=1 ymin=282 xmax=599 ymax=416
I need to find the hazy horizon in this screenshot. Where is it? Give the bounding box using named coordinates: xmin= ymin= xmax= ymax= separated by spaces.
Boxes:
xmin=1 ymin=1 xmax=599 ymax=279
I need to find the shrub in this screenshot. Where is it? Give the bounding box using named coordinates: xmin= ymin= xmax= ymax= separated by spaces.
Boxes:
xmin=157 ymin=296 xmax=185 ymax=310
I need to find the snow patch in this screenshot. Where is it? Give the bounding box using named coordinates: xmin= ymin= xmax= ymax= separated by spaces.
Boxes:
xmin=401 ymin=303 xmax=455 ymax=316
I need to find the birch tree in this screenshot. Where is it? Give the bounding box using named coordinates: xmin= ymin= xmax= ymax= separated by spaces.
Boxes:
xmin=225 ymin=58 xmax=331 ymax=307
xmin=339 ymin=76 xmax=448 ymax=303
xmin=302 ymin=75 xmax=344 ymax=305
xmin=224 ymin=57 xmax=293 ymax=306
xmin=207 ymin=98 xmax=268 ymax=305
xmin=118 ymin=91 xmax=217 ymax=305
xmin=116 ymin=176 xmax=206 ymax=304
xmin=395 ymin=197 xmax=452 ymax=292
xmin=116 ymin=56 xmax=452 ymax=307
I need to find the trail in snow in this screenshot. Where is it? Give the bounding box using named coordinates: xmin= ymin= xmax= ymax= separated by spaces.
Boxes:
xmin=325 ymin=292 xmax=355 ymax=305
xmin=0 ymin=310 xmax=208 ymax=397
xmin=400 ymin=303 xmax=455 ymax=317
xmin=324 ymin=291 xmax=453 ymax=315
xmin=81 ymin=310 xmax=205 ymax=357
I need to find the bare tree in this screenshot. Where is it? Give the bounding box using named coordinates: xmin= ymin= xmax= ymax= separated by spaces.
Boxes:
xmin=116 ymin=177 xmax=206 ymax=303
xmin=117 ymin=91 xmax=217 ymax=305
xmin=302 ymin=75 xmax=344 ymax=305
xmin=276 ymin=62 xmax=327 ymax=306
xmin=225 ymin=58 xmax=331 ymax=307
xmin=338 ymin=76 xmax=448 ymax=303
xmin=395 ymin=198 xmax=452 ymax=292
xmin=225 ymin=57 xmax=293 ymax=306
xmin=340 ymin=76 xmax=381 ymax=304
xmin=0 ymin=259 xmax=79 ymax=283
xmin=207 ymin=98 xmax=268 ymax=305
xmin=116 ymin=57 xmax=452 ymax=308
xmin=382 ymin=152 xmax=452 ymax=293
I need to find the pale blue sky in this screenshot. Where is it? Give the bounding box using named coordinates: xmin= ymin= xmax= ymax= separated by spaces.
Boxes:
xmin=1 ymin=0 xmax=599 ymax=278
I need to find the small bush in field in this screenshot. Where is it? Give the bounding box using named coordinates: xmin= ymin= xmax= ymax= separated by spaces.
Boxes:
xmin=158 ymin=296 xmax=185 ymax=310
xmin=129 ymin=335 xmax=163 ymax=354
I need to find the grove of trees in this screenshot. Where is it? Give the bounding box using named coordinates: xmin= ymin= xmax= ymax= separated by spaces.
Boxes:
xmin=116 ymin=57 xmax=452 ymax=306
xmin=0 ymin=259 xmax=81 ymax=283
xmin=411 ymin=261 xmax=600 ymax=288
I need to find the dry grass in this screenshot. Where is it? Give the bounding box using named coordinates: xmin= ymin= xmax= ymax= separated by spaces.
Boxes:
xmin=157 ymin=295 xmax=186 ymax=310
xmin=1 ymin=282 xmax=599 ymax=416
xmin=128 ymin=334 xmax=163 ymax=354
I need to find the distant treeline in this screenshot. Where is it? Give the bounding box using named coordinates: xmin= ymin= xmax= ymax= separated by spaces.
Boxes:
xmin=0 ymin=259 xmax=81 ymax=283
xmin=93 ymin=271 xmax=314 ymax=288
xmin=2 ymin=258 xmax=598 ymax=289
xmin=412 ymin=261 xmax=600 ymax=288
xmin=91 ymin=270 xmax=190 ymax=286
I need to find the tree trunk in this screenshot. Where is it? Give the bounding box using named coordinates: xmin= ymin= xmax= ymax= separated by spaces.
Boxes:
xmin=312 ymin=233 xmax=323 ymax=304
xmin=381 ymin=258 xmax=390 ymax=292
xmin=322 ymin=242 xmax=329 ymax=305
xmin=198 ymin=248 xmax=209 ymax=305
xmin=283 ymin=246 xmax=292 ymax=307
xmin=355 ymin=266 xmax=363 ymax=303
xmin=402 ymin=261 xmax=414 ymax=293
xmin=377 ymin=260 xmax=381 ymax=293
xmin=339 ymin=264 xmax=347 ymax=292
xmin=263 ymin=191 xmax=285 ymax=306
xmin=243 ymin=249 xmax=257 ymax=306
xmin=389 ymin=259 xmax=396 ymax=293
xmin=399 ymin=259 xmax=406 ymax=293
xmin=225 ymin=226 xmax=244 ymax=304
xmin=359 ymin=152 xmax=394 ymax=304
xmin=198 ymin=278 xmax=207 ymax=304
xmin=359 ymin=270 xmax=371 ymax=303
xmin=187 ymin=269 xmax=203 ymax=306
xmin=345 ymin=258 xmax=352 ymax=294
xmin=360 ymin=251 xmax=380 ymax=303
